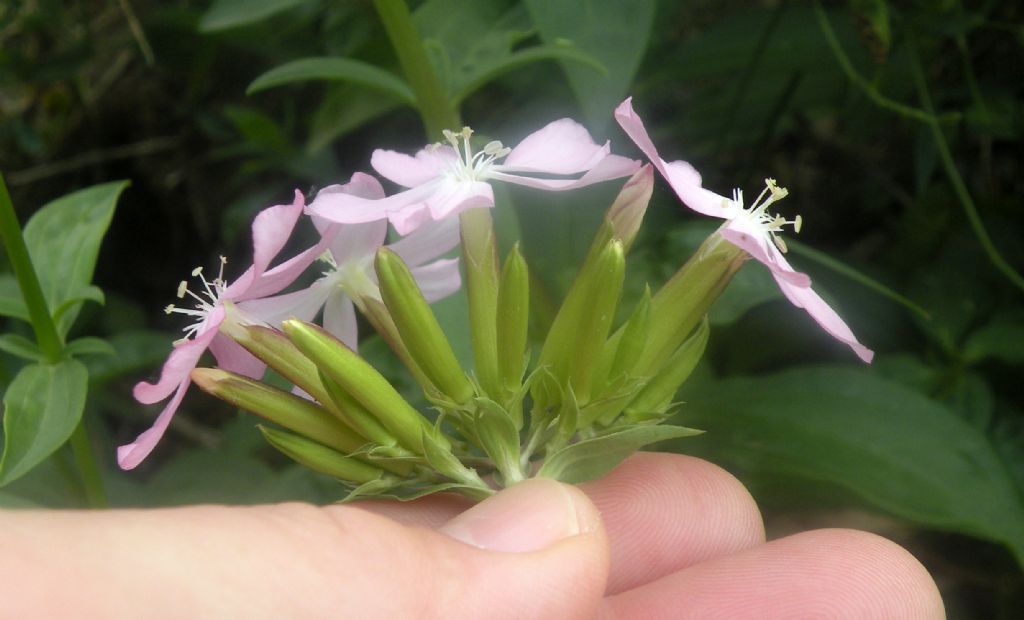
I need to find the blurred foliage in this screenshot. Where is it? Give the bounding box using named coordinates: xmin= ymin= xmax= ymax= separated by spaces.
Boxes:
xmin=1 ymin=0 xmax=1023 ymax=615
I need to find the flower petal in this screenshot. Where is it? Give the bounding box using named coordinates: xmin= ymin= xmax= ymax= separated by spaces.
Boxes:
xmin=132 ymin=307 xmax=224 ymax=404
xmin=720 ymin=219 xmax=811 ymax=287
xmin=371 ymin=147 xmax=454 ymax=188
xmin=312 ymin=173 xmax=386 ymax=236
xmin=328 ymin=220 xmax=388 ymax=265
xmin=118 ymin=378 xmax=190 ymax=470
xmin=307 ymin=181 xmax=439 ymax=227
xmin=209 ymin=333 xmax=265 ymax=380
xmin=614 ymin=97 xmax=729 ymax=218
xmin=237 ymin=280 xmax=333 ymax=328
xmin=503 ymin=118 xmax=609 ymax=174
xmin=323 ymin=289 xmax=359 ymax=350
xmin=490 ymin=153 xmax=640 ymax=191
xmin=775 ymin=276 xmax=875 ymax=363
xmin=387 ymin=215 xmax=460 ymax=267
xmin=410 ymin=257 xmax=462 ymax=303
xmin=387 ymin=180 xmax=493 ymax=235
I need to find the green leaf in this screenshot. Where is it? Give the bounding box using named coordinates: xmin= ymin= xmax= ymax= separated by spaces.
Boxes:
xmin=537 ymin=424 xmax=702 ymax=484
xmin=22 ymin=181 xmax=126 ymax=337
xmin=0 ymin=334 xmax=44 ymax=362
xmin=247 ymin=57 xmax=416 ymax=104
xmin=0 ymin=490 xmax=40 ymax=508
xmin=0 ymin=274 xmax=29 ymax=321
xmin=524 ymin=0 xmax=656 ymax=131
xmin=199 ymin=0 xmax=314 ymax=32
xmin=0 ymin=359 xmax=89 ymax=486
xmin=964 ymin=318 xmax=1024 ymax=365
xmin=451 ymin=43 xmax=605 ymax=105
xmin=678 ymin=366 xmax=1024 ymax=568
xmin=63 ymin=337 xmax=116 ymax=359
xmin=83 ymin=330 xmax=170 ymax=385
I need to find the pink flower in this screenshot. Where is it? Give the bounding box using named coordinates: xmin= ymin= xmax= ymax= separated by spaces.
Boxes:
xmin=120 ymin=191 xmax=327 ymax=469
xmin=307 ymin=120 xmax=641 ymax=235
xmin=615 ymin=97 xmax=873 ymax=363
xmin=238 ymin=173 xmax=462 ymax=349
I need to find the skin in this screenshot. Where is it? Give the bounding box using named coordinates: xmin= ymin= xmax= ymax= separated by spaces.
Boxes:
xmin=0 ymin=453 xmax=944 ymax=619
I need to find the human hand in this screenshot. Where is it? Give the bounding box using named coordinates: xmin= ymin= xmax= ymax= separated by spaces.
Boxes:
xmin=0 ymin=453 xmax=944 ymax=618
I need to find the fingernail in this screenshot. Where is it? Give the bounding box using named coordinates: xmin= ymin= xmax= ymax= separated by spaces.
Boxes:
xmin=440 ymin=478 xmax=598 ymax=553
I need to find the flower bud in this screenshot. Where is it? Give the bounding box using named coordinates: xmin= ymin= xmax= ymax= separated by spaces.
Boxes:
xmin=460 ymin=208 xmax=502 ymax=397
xmin=190 ymin=368 xmax=365 ymax=455
xmin=282 ymin=319 xmax=445 ymax=455
xmin=258 ymin=425 xmax=388 ymax=485
xmin=496 ymin=243 xmax=529 ymax=397
xmin=375 ymin=248 xmax=474 ymax=404
xmin=626 ymin=317 xmax=710 ymax=419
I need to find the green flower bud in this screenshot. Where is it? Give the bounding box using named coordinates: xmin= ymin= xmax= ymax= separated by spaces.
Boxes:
xmin=460 ymin=208 xmax=502 ymax=398
xmin=190 ymin=368 xmax=365 ymax=455
xmin=375 ymin=248 xmax=474 ymax=404
xmin=258 ymin=425 xmax=387 ymax=485
xmin=471 ymin=398 xmax=523 ymax=485
xmin=496 ymin=243 xmax=529 ymax=397
xmin=626 ymin=317 xmax=710 ymax=418
xmin=282 ymin=319 xmax=445 ymax=455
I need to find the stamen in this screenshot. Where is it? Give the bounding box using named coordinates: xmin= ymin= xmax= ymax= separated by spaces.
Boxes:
xmin=176 ymin=281 xmax=188 ymax=298
xmin=773 ymin=236 xmax=788 ymax=253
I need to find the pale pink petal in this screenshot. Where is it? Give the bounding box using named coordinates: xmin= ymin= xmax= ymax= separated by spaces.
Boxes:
xmin=503 ymin=119 xmax=609 ymax=174
xmin=490 ymin=154 xmax=640 ymax=191
xmin=238 ymin=239 xmax=329 ymax=302
xmin=411 ymin=257 xmax=462 ymax=303
xmin=328 ymin=220 xmax=388 ymax=265
xmin=388 ymin=203 xmax=434 ymax=236
xmin=720 ymin=219 xmax=811 ymax=287
xmin=307 ymin=181 xmax=439 ymax=227
xmin=775 ymin=276 xmax=875 ymax=363
xmin=249 ymin=190 xmax=305 ymax=275
xmin=323 ymin=289 xmax=359 ymax=350
xmin=118 ymin=379 xmax=190 ymax=470
xmin=614 ymin=98 xmax=728 ymax=217
xmin=424 ymin=179 xmax=493 ymax=224
xmin=312 ymin=173 xmax=386 ymax=236
xmin=237 ymin=280 xmax=333 ymax=328
xmin=388 ymin=215 xmax=460 ymax=267
xmin=132 ymin=307 xmax=224 ymax=404
xmin=371 ymin=147 xmax=454 ymax=188
xmin=209 ymin=333 xmax=265 ymax=379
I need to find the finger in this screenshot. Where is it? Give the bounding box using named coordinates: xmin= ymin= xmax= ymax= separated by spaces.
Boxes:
xmin=580 ymin=452 xmax=765 ymax=594
xmin=600 ymin=528 xmax=945 ymax=619
xmin=0 ymin=479 xmax=608 ymax=620
xmin=354 ymin=492 xmax=472 ymax=528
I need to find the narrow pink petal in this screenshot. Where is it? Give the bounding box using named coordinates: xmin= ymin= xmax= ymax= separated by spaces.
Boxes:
xmin=503 ymin=119 xmax=608 ymax=174
xmin=237 ymin=239 xmax=327 ymax=301
xmin=423 ymin=179 xmax=493 ymax=223
xmin=307 ymin=181 xmax=438 ymax=227
xmin=132 ymin=308 xmax=224 ymax=404
xmin=328 ymin=220 xmax=388 ymax=265
xmin=388 ymin=203 xmax=434 ymax=236
xmin=209 ymin=333 xmax=265 ymax=379
xmin=490 ymin=153 xmax=640 ymax=191
xmin=411 ymin=257 xmax=462 ymax=303
xmin=118 ymin=378 xmax=189 ymax=470
xmin=371 ymin=147 xmax=454 ymax=188
xmin=323 ymin=289 xmax=359 ymax=350
xmin=312 ymin=173 xmax=386 ymax=236
xmin=387 ymin=215 xmax=460 ymax=267
xmin=249 ymin=190 xmax=305 ymax=275
xmin=236 ymin=280 xmax=332 ymax=328
xmin=614 ymin=98 xmax=729 ymax=218
xmin=720 ymin=220 xmax=811 ymax=287
xmin=775 ymin=276 xmax=875 ymax=363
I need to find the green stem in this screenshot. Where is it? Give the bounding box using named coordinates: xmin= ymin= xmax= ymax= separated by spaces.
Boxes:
xmin=812 ymin=2 xmax=955 ymax=126
xmin=69 ymin=419 xmax=108 ymax=508
xmin=1 ymin=173 xmax=108 ymax=507
xmin=0 ymin=174 xmax=64 ymax=361
xmin=372 ymin=0 xmax=461 ymax=139
xmin=906 ymin=41 xmax=1024 ymax=294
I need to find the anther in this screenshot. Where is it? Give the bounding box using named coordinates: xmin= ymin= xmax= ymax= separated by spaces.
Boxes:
xmin=176 ymin=281 xmax=188 ymax=298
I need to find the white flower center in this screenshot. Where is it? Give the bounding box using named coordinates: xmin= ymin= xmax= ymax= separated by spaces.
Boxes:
xmin=164 ymin=256 xmax=228 ymax=343
xmin=723 ymin=178 xmax=802 ymax=253
xmin=318 ymin=251 xmax=379 ymax=301
xmin=438 ymin=127 xmax=510 ymax=183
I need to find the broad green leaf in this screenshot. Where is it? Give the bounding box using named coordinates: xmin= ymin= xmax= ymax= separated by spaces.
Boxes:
xmin=0 ymin=359 xmax=89 ymax=486
xmin=22 ymin=181 xmax=126 ymax=337
xmin=247 ymin=57 xmax=416 ymax=104
xmin=199 ymin=0 xmax=313 ymax=32
xmin=537 ymin=424 xmax=702 ymax=484
xmin=964 ymin=319 xmax=1024 ymax=366
xmin=307 ymin=85 xmax=404 ymax=153
xmin=451 ymin=44 xmax=605 ymax=105
xmin=0 ymin=274 xmax=29 ymax=321
xmin=677 ymin=366 xmax=1024 ymax=568
xmin=524 ymin=0 xmax=655 ymax=131
xmin=0 ymin=334 xmax=44 ymax=362
xmin=64 ymin=337 xmax=117 ymax=359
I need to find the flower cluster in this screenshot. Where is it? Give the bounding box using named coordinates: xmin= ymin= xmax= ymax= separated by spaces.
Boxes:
xmin=127 ymin=100 xmax=873 ymax=498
